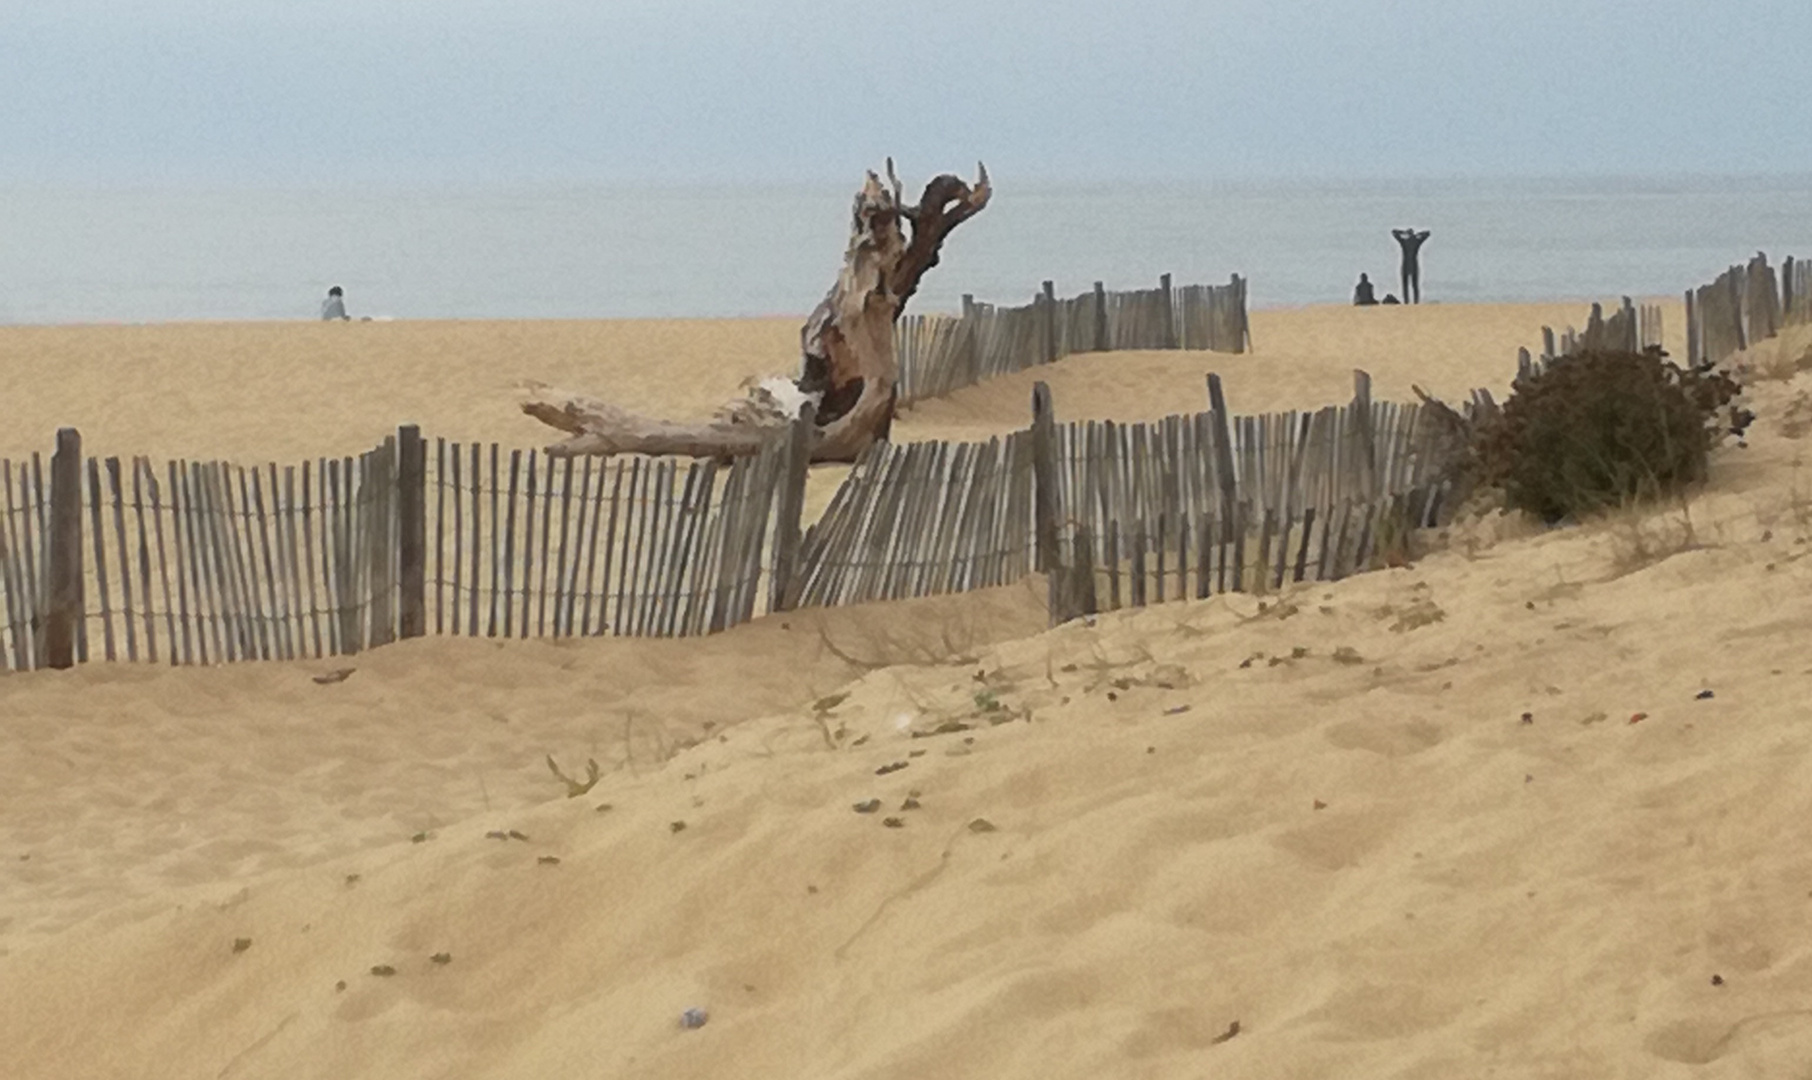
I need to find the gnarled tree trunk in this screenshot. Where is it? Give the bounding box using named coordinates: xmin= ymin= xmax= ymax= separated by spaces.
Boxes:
xmin=520 ymin=161 xmax=990 ymax=463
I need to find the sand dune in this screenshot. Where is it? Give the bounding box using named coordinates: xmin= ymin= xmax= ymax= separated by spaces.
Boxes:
xmin=3 ymin=308 xmax=1810 ymax=1079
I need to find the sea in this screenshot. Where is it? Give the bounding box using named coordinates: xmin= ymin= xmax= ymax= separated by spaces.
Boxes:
xmin=3 ymin=175 xmax=1810 ymax=326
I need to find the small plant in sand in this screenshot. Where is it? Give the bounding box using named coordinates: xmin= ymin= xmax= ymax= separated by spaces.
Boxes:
xmin=1474 ymin=347 xmax=1749 ymax=524
xmin=545 ymin=754 xmax=602 ymax=798
xmin=1601 ymin=492 xmax=1703 ymax=578
xmin=810 ymin=692 xmax=851 ymax=750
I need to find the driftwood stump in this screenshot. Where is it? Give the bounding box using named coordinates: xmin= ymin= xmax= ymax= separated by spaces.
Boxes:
xmin=521 ymin=161 xmax=990 ymax=463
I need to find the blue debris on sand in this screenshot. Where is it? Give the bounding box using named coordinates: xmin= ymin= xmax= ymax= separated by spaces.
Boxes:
xmin=680 ymin=1008 xmax=709 ymax=1030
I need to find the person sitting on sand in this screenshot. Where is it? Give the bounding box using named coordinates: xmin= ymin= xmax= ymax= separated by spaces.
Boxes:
xmin=1353 ymin=273 xmax=1377 ymax=306
xmin=321 ymin=286 xmax=349 ymax=321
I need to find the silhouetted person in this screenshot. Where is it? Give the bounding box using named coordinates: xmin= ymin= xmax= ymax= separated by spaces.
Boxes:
xmin=1353 ymin=273 xmax=1377 ymax=306
xmin=1391 ymin=228 xmax=1430 ymax=303
xmin=321 ymin=285 xmax=348 ymax=321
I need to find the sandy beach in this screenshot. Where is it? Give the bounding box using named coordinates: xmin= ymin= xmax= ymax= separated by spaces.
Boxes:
xmin=4 ymin=304 xmax=1811 ymax=1079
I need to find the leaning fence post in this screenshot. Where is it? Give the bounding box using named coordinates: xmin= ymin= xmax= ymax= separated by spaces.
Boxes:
xmin=768 ymin=403 xmax=816 ymax=613
xmin=45 ymin=427 xmax=84 ymax=669
xmin=396 ymin=424 xmax=427 ymax=639
xmin=1205 ymin=374 xmax=1239 ymax=519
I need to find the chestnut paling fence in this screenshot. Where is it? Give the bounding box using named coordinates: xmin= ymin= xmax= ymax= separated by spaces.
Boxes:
xmin=1510 ymin=252 xmax=1811 ymax=387
xmin=0 ymin=367 xmax=1466 ymax=673
xmin=895 ymin=273 xmax=1250 ymax=403
xmin=792 ymin=371 xmax=1461 ymax=620
xmin=0 ymin=427 xmax=805 ymax=671
xmin=2 ymin=261 xmax=1490 ymax=672
xmin=1684 ymin=251 xmax=1810 ymax=367
xmin=16 ymin=251 xmax=1800 ymax=672
xmin=1517 ymin=296 xmax=1666 ymax=381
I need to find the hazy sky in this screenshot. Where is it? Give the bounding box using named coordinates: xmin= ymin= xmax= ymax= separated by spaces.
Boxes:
xmin=2 ymin=0 xmax=1808 ymax=185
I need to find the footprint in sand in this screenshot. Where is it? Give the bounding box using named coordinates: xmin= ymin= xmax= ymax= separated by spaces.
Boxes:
xmin=1272 ymin=805 xmax=1399 ymax=871
xmin=1324 ymin=717 xmax=1446 ymax=757
xmin=1645 ymin=1011 xmax=1812 ymax=1066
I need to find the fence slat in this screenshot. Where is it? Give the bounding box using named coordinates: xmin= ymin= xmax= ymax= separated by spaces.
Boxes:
xmin=85 ymin=457 xmax=115 ymax=662
xmin=1 ymin=461 xmax=28 ymax=670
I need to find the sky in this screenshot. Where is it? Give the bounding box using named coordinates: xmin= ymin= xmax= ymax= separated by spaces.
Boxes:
xmin=1 ymin=0 xmax=1809 ymax=186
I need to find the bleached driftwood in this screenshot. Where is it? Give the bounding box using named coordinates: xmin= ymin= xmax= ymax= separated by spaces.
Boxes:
xmin=519 ymin=161 xmax=990 ymax=463
xmin=519 ymin=377 xmax=814 ymax=460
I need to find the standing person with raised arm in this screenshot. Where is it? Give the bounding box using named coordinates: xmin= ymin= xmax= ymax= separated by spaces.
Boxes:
xmin=1391 ymin=229 xmax=1430 ymax=304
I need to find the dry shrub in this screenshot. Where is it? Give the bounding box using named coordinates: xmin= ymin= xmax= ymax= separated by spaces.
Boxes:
xmin=1476 ymin=348 xmax=1748 ymax=524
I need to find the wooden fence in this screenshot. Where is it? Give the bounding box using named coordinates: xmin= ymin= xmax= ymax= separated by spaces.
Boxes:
xmin=1685 ymin=252 xmax=1806 ymax=366
xmin=420 ymin=433 xmax=800 ymax=642
xmin=0 ymin=425 xmax=806 ymax=672
xmin=0 ymin=452 xmax=49 ymax=671
xmin=1517 ymin=297 xmax=1663 ymax=381
xmin=783 ymin=433 xmax=1036 ymax=608
xmin=895 ymin=274 xmax=1250 ymax=403
xmin=1786 ymin=257 xmax=1812 ymax=328
xmin=787 ymin=371 xmax=1461 ymax=619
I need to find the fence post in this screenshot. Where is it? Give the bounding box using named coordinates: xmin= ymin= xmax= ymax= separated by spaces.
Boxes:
xmin=1205 ymin=374 xmax=1240 ymax=589
xmin=1234 ymin=274 xmax=1252 ymax=354
xmin=1040 ymin=280 xmax=1058 ymax=364
xmin=1159 ymin=272 xmax=1176 ymax=349
xmin=1352 ymin=370 xmax=1378 ymax=503
xmin=1092 ymin=280 xmax=1109 ymax=353
xmin=1727 ymin=266 xmax=1748 ymax=353
xmin=45 ymin=427 xmax=84 ymax=669
xmin=1031 ymin=382 xmax=1060 ymax=573
xmin=396 ymin=424 xmax=426 ymax=639
xmin=1030 ymin=381 xmax=1075 ymax=625
xmin=1684 ymin=289 xmax=1699 ymax=365
xmin=769 ymin=403 xmax=816 ymax=613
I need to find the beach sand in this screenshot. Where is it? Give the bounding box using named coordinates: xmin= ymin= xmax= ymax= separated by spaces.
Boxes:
xmin=3 ymin=305 xmax=1811 ymax=1079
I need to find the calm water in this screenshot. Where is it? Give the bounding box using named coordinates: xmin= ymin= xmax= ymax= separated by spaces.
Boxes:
xmin=3 ymin=175 xmax=1810 ymax=325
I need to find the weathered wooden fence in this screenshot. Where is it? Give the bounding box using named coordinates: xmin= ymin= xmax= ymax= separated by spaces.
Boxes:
xmin=1 ymin=424 xmax=807 ymax=672
xmin=1517 ymin=297 xmax=1663 ymax=381
xmin=783 ymin=433 xmax=1037 ymax=609
xmin=421 ymin=431 xmax=800 ymax=642
xmin=0 ymin=452 xmax=49 ymax=671
xmin=1786 ymin=256 xmax=1812 ymax=328
xmin=787 ymin=372 xmax=1461 ymax=620
xmin=895 ymin=274 xmax=1250 ymax=403
xmin=1685 ymin=252 xmax=1806 ymax=366
xmin=6 ymin=372 xmax=1469 ymax=670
